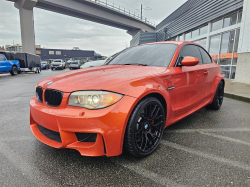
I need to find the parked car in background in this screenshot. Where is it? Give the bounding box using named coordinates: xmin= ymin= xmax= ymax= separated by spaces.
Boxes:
xmin=80 ymin=60 xmax=105 ymax=69
xmin=41 ymin=61 xmax=50 ymax=70
xmin=0 ymin=54 xmax=20 ymax=75
xmin=69 ymin=61 xmax=81 ymax=70
xmin=51 ymin=59 xmax=65 ymax=70
xmin=0 ymin=51 xmax=41 ymax=73
xmin=31 ymin=41 xmax=225 ymax=158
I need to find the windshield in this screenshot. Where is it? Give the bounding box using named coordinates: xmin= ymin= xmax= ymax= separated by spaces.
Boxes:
xmin=41 ymin=62 xmax=47 ymax=64
xmin=71 ymin=62 xmax=78 ymax=64
xmin=107 ymin=43 xmax=177 ymax=67
xmin=52 ymin=61 xmax=62 ymax=64
xmin=53 ymin=60 xmax=61 ymax=63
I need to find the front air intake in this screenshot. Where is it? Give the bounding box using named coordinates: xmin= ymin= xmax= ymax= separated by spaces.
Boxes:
xmin=44 ymin=89 xmax=63 ymax=107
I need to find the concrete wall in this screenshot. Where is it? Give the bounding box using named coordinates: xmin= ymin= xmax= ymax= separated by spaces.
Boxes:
xmin=235 ymin=53 xmax=250 ymax=84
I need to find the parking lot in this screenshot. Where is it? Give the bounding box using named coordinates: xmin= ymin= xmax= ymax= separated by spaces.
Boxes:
xmin=0 ymin=69 xmax=250 ymax=186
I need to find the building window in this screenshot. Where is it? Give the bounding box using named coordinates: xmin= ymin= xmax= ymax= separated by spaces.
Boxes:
xmin=199 ymin=25 xmax=208 ymax=35
xmin=223 ymin=13 xmax=237 ymax=28
xmin=49 ymin=51 xmax=54 ymax=55
xmin=219 ymin=30 xmax=235 ymax=65
xmin=237 ymin=11 xmax=242 ymax=23
xmin=209 ymin=35 xmax=221 ymax=63
xmin=230 ymin=66 xmax=236 ymax=79
xmin=179 ymin=34 xmax=184 ymax=41
xmin=56 ymin=51 xmax=61 ymax=55
xmin=194 ymin=38 xmax=207 ymax=49
xmin=211 ymin=19 xmax=223 ymax=32
xmin=232 ymin=29 xmax=240 ymax=65
xmin=192 ymin=29 xmax=199 ymax=38
xmin=36 ymin=50 xmax=41 ymax=54
xmin=221 ymin=66 xmax=230 ymax=79
xmin=185 ymin=32 xmax=192 ymax=41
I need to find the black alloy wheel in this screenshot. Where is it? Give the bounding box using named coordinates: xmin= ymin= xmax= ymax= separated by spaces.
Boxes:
xmin=124 ymin=97 xmax=165 ymax=157
xmin=207 ymin=81 xmax=224 ymax=110
xmin=10 ymin=66 xmax=18 ymax=76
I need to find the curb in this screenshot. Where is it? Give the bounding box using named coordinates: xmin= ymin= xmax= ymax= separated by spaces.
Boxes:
xmin=224 ymin=92 xmax=250 ymax=103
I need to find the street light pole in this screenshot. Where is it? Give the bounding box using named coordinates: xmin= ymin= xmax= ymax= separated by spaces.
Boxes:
xmin=141 ymin=4 xmax=142 ymax=20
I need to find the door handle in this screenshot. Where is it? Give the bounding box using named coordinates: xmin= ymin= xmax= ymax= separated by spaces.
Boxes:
xmin=203 ymin=70 xmax=208 ymax=75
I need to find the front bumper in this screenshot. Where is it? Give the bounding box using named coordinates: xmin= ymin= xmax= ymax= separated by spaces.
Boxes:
xmin=51 ymin=66 xmax=63 ymax=69
xmin=69 ymin=66 xmax=79 ymax=69
xmin=30 ymin=94 xmax=137 ymax=156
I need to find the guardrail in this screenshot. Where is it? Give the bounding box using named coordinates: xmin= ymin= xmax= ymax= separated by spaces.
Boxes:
xmin=86 ymin=0 xmax=156 ymax=26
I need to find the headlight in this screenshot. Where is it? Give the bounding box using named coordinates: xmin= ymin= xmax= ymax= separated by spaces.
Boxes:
xmin=68 ymin=91 xmax=123 ymax=109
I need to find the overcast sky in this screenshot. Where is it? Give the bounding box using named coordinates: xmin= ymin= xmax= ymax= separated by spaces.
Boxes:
xmin=0 ymin=0 xmax=187 ymax=56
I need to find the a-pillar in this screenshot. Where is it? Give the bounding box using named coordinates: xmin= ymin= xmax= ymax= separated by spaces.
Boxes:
xmin=14 ymin=0 xmax=37 ymax=54
xmin=235 ymin=0 xmax=250 ymax=84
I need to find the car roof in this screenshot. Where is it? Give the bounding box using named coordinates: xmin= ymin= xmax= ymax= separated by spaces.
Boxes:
xmin=139 ymin=41 xmax=198 ymax=46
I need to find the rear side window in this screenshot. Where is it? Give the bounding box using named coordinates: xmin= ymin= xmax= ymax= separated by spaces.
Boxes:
xmin=179 ymin=45 xmax=203 ymax=64
xmin=0 ymin=55 xmax=6 ymax=61
xmin=199 ymin=47 xmax=212 ymax=64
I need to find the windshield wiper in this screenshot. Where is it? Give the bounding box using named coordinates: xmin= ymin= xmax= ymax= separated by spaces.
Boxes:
xmin=123 ymin=63 xmax=148 ymax=66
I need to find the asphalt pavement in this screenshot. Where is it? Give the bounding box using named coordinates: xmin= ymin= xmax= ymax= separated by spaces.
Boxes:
xmin=0 ymin=69 xmax=250 ymax=187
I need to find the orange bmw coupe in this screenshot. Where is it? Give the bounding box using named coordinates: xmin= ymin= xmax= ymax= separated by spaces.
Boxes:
xmin=30 ymin=41 xmax=224 ymax=157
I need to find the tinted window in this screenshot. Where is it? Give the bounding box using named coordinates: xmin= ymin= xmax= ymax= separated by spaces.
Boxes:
xmin=199 ymin=47 xmax=212 ymax=64
xmin=108 ymin=44 xmax=178 ymax=67
xmin=0 ymin=55 xmax=6 ymax=61
xmin=179 ymin=45 xmax=203 ymax=64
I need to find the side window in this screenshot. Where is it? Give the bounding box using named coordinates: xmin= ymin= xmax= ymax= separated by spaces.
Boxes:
xmin=0 ymin=55 xmax=6 ymax=61
xmin=179 ymin=45 xmax=203 ymax=64
xmin=199 ymin=47 xmax=212 ymax=64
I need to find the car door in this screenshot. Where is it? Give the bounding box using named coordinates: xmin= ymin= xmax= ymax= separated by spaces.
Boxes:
xmin=198 ymin=46 xmax=216 ymax=98
xmin=173 ymin=44 xmax=209 ymax=114
xmin=0 ymin=55 xmax=9 ymax=72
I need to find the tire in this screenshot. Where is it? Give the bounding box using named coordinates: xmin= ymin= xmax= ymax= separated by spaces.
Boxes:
xmin=124 ymin=97 xmax=165 ymax=157
xmin=10 ymin=66 xmax=18 ymax=76
xmin=207 ymin=81 xmax=224 ymax=110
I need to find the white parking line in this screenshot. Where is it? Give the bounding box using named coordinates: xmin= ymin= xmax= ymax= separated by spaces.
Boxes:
xmin=161 ymin=140 xmax=250 ymax=172
xmin=165 ymin=128 xmax=250 ymax=134
xmin=111 ymin=158 xmax=186 ymax=187
xmin=200 ymin=132 xmax=250 ymax=146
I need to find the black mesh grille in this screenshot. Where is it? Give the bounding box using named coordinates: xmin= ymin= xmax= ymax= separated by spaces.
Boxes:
xmin=36 ymin=87 xmax=43 ymax=103
xmin=45 ymin=89 xmax=63 ymax=107
xmin=37 ymin=124 xmax=62 ymax=142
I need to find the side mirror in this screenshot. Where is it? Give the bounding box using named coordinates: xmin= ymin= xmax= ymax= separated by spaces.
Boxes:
xmin=181 ymin=56 xmax=199 ymax=66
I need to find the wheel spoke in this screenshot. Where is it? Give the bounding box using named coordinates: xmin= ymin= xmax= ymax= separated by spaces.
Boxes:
xmin=143 ymin=134 xmax=148 ymax=151
xmin=136 ymin=133 xmax=143 ymax=142
xmin=151 ymin=121 xmax=163 ymax=127
xmin=154 ymin=114 xmax=163 ymax=120
xmin=150 ymin=105 xmax=157 ymax=116
xmin=151 ymin=107 xmax=160 ymax=120
xmin=135 ymin=127 xmax=142 ymax=135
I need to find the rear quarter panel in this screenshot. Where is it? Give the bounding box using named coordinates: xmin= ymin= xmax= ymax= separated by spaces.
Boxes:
xmin=208 ymin=62 xmax=224 ymax=102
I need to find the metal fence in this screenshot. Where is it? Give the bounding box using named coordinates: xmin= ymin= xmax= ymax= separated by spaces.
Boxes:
xmin=86 ymin=0 xmax=155 ymax=26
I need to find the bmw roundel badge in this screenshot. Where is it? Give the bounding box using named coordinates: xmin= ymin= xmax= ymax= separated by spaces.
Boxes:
xmin=46 ymin=81 xmax=53 ymax=86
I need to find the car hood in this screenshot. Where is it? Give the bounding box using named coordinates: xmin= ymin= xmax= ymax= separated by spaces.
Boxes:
xmin=38 ymin=65 xmax=166 ymax=93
